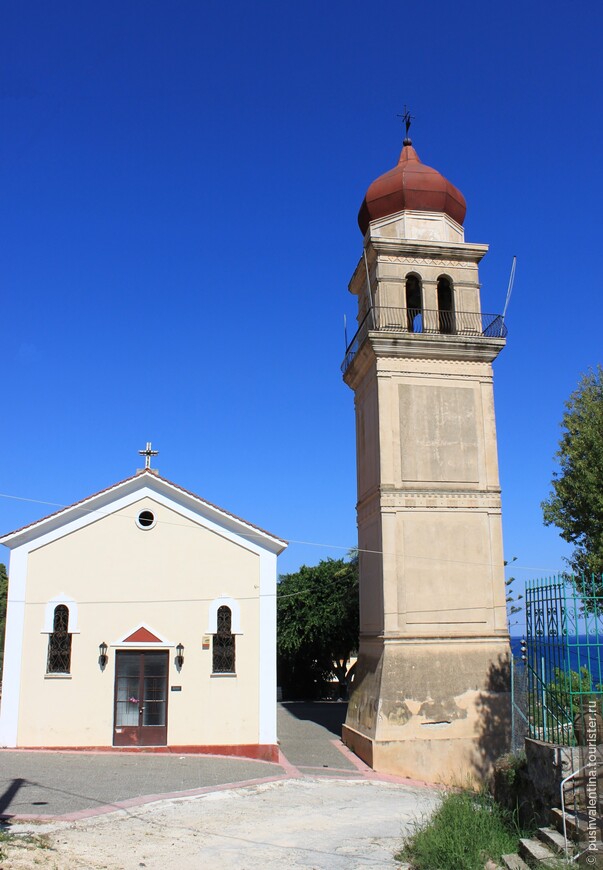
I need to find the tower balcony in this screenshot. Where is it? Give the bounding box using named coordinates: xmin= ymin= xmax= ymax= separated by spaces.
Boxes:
xmin=341 ymin=307 xmax=507 ymax=374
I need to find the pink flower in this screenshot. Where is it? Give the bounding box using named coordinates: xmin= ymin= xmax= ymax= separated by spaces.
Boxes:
xmin=129 ymin=697 xmax=139 ymax=704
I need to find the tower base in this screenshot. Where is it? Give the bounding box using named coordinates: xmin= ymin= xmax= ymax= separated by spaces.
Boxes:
xmin=343 ymin=636 xmax=511 ymax=785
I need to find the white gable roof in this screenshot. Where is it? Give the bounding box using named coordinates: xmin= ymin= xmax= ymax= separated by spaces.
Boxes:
xmin=0 ymin=470 xmax=287 ymax=555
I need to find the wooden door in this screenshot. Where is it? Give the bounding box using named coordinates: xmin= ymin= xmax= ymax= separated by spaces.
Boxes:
xmin=113 ymin=651 xmax=168 ymax=746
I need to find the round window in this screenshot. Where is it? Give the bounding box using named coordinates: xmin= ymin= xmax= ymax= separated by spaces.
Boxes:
xmin=136 ymin=510 xmax=156 ymax=530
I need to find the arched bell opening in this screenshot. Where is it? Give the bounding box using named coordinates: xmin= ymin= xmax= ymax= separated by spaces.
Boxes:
xmin=437 ymin=276 xmax=455 ymax=334
xmin=405 ymin=274 xmax=423 ymax=333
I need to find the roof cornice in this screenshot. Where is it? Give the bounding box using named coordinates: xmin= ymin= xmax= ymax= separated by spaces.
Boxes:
xmin=0 ymin=469 xmax=287 ymax=554
xmin=369 ymin=238 xmax=489 ymax=261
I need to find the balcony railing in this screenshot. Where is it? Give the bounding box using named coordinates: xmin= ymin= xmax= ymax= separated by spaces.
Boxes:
xmin=342 ymin=307 xmax=507 ymax=374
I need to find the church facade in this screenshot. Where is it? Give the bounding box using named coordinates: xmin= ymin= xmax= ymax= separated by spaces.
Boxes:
xmin=0 ymin=467 xmax=286 ymax=758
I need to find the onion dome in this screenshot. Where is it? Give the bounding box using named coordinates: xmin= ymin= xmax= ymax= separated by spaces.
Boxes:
xmin=358 ymin=138 xmax=467 ymax=235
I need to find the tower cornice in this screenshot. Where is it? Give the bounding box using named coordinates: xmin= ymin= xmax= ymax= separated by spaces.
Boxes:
xmin=368 ymin=331 xmax=505 ymax=362
xmin=349 ymin=239 xmax=488 ymax=296
xmin=370 ymin=237 xmax=488 ymax=261
xmin=343 ymin=331 xmax=506 ymax=388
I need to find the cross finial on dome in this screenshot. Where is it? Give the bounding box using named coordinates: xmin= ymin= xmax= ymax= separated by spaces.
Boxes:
xmin=396 ymin=106 xmax=414 ymax=146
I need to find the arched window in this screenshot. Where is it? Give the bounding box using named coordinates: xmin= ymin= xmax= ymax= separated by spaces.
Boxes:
xmin=47 ymin=605 xmax=72 ymax=674
xmin=437 ymin=276 xmax=455 ymax=334
xmin=405 ymin=274 xmax=422 ymax=332
xmin=212 ymin=606 xmax=235 ymax=674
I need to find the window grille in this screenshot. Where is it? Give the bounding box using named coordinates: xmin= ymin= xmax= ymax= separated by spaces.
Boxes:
xmin=47 ymin=604 xmax=72 ymax=673
xmin=212 ymin=605 xmax=235 ymax=673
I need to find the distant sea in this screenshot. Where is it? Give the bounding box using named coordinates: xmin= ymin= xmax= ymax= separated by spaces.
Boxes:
xmin=511 ymin=636 xmax=603 ymax=686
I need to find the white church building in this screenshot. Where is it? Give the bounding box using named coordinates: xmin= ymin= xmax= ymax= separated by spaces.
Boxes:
xmin=0 ymin=458 xmax=286 ymax=759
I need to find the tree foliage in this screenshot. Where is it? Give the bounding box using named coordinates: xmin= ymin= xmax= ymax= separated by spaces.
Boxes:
xmin=277 ymin=556 xmax=359 ymax=700
xmin=542 ymin=366 xmax=603 ymax=586
xmin=546 ymin=666 xmax=602 ymax=720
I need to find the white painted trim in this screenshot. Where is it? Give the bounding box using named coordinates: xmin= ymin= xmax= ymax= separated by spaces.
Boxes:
xmin=0 ymin=473 xmax=287 ymax=554
xmin=42 ymin=594 xmax=80 ymax=633
xmin=3 ymin=487 xmax=280 ymax=564
xmin=114 ymin=622 xmax=173 ymax=646
xmin=111 ymin=643 xmax=174 ymax=649
xmin=135 ymin=508 xmax=157 ymax=531
xmin=258 ymin=550 xmax=277 ymax=744
xmin=206 ymin=597 xmax=242 ymax=634
xmin=0 ymin=548 xmax=27 ymax=747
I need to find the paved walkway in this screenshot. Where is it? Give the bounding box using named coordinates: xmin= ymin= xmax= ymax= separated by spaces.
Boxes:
xmin=0 ymin=704 xmax=441 ymax=869
xmin=1 ymin=702 xmax=386 ymax=821
xmin=277 ymin=700 xmax=360 ymax=776
xmin=3 ymin=779 xmax=441 ymax=869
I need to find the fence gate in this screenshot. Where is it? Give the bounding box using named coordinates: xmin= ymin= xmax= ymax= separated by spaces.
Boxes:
xmin=525 ymin=575 xmax=602 ymax=745
xmin=524 ymin=574 xmax=602 ymax=849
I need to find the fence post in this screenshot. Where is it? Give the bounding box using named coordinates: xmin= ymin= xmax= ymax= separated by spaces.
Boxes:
xmin=511 ymin=655 xmax=515 ymax=749
xmin=541 ymin=656 xmax=548 ymax=741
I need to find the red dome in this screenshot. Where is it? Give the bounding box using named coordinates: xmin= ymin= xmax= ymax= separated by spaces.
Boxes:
xmin=358 ymin=140 xmax=466 ymax=235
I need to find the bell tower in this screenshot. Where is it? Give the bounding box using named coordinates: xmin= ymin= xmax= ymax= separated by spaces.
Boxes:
xmin=341 ymin=129 xmax=510 ymax=784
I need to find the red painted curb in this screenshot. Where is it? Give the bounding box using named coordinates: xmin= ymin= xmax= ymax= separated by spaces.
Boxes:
xmin=0 ymin=744 xmax=279 ymax=763
xmin=0 ymin=774 xmax=292 ymax=823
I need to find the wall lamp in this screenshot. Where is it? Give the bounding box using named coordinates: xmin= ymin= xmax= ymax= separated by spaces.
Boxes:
xmin=99 ymin=641 xmax=108 ymax=670
xmin=175 ymin=643 xmax=184 ymax=670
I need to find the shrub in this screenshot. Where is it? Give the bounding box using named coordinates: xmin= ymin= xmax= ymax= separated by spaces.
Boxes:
xmin=397 ymin=790 xmax=524 ymax=870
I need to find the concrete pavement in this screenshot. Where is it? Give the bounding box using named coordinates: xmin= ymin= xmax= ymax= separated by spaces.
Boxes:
xmin=3 ymin=779 xmax=441 ymax=869
xmin=0 ymin=703 xmax=436 ymax=822
xmin=0 ymin=752 xmax=286 ymax=820
xmin=277 ymin=701 xmax=361 ymax=775
xmin=0 ymin=704 xmax=442 ymax=869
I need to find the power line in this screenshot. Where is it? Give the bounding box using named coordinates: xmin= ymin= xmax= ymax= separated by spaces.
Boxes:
xmin=0 ymin=489 xmax=563 ymax=574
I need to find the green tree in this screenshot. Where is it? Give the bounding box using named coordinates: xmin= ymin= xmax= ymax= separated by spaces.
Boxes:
xmin=0 ymin=562 xmax=8 ymax=678
xmin=542 ymin=366 xmax=603 ymax=586
xmin=546 ymin=666 xmax=601 ymax=720
xmin=277 ymin=556 xmax=359 ymax=700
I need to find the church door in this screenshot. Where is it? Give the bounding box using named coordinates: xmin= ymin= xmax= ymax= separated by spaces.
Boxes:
xmin=113 ymin=651 xmax=168 ymax=746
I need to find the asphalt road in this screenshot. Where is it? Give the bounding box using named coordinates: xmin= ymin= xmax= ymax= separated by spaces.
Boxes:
xmin=0 ymin=703 xmax=356 ymax=819
xmin=0 ymin=703 xmax=442 ymax=869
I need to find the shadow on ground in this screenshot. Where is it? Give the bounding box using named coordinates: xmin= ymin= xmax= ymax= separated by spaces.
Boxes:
xmin=280 ymin=702 xmax=348 ymax=737
xmin=0 ymin=778 xmax=27 ymax=826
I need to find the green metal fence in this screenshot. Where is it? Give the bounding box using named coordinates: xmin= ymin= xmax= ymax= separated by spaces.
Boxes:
xmin=524 ymin=574 xmax=603 ymax=746
xmin=510 ymin=655 xmax=530 ymax=752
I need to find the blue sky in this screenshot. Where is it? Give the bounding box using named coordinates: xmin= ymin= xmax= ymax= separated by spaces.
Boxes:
xmin=1 ymin=1 xmax=601 ymax=611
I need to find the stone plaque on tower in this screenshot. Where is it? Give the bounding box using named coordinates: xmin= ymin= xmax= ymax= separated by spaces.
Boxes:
xmin=341 ymin=127 xmax=511 ymax=785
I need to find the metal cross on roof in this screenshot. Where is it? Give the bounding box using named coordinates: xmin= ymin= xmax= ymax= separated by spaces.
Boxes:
xmin=396 ymin=105 xmax=415 ymax=141
xmin=138 ymin=442 xmax=159 ymax=469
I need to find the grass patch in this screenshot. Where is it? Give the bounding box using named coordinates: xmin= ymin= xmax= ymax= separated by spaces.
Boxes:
xmin=0 ymin=829 xmax=13 ymax=860
xmin=397 ymin=790 xmax=526 ymax=870
xmin=0 ymin=828 xmax=52 ymax=861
